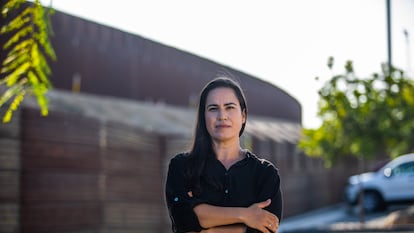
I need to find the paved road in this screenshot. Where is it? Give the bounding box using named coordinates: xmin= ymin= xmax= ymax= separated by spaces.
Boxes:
xmin=279 ymin=203 xmax=413 ymax=233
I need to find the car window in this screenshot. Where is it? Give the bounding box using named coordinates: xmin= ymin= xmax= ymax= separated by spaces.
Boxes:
xmin=392 ymin=161 xmax=414 ymax=176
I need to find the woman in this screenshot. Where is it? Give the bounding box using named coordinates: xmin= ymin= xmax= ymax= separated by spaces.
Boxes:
xmin=165 ymin=76 xmax=282 ymax=233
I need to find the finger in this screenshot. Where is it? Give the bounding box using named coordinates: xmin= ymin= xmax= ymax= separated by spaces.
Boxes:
xmin=262 ymin=226 xmax=272 ymax=233
xmin=264 ymin=212 xmax=277 ymax=223
xmin=257 ymin=199 xmax=271 ymax=208
xmin=268 ymin=214 xmax=278 ymax=223
xmin=271 ymin=221 xmax=279 ymax=233
xmin=271 ymin=224 xmax=278 ymax=233
xmin=265 ymin=225 xmax=274 ymax=233
xmin=265 ymin=219 xmax=278 ymax=233
xmin=265 ymin=222 xmax=275 ymax=233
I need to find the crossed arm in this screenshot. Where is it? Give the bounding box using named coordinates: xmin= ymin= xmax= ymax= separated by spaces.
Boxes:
xmin=192 ymin=199 xmax=279 ymax=233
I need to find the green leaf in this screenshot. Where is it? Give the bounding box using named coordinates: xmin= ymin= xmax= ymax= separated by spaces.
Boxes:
xmin=33 ymin=61 xmax=51 ymax=87
xmin=5 ymin=61 xmax=30 ymax=86
xmin=10 ymin=89 xmax=25 ymax=111
xmin=1 ymin=7 xmax=31 ymax=34
xmin=27 ymin=70 xmax=39 ymax=85
xmin=1 ymin=88 xmax=25 ymax=123
xmin=1 ymin=0 xmax=26 ymax=17
xmin=0 ymin=78 xmax=26 ymax=106
xmin=3 ymin=25 xmax=33 ymax=49
xmin=1 ymin=52 xmax=30 ymax=75
xmin=1 ymin=39 xmax=32 ymax=66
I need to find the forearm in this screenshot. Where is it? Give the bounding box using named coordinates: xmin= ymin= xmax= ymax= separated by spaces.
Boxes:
xmin=193 ymin=204 xmax=245 ymax=229
xmin=204 ymin=224 xmax=246 ymax=233
xmin=199 ymin=224 xmax=246 ymax=233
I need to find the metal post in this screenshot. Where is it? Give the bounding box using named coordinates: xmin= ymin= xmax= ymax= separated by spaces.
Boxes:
xmin=386 ymin=0 xmax=392 ymax=74
xmin=404 ymin=29 xmax=411 ymax=75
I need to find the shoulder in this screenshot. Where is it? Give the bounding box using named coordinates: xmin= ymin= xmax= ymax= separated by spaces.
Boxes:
xmin=168 ymin=152 xmax=189 ymax=168
xmin=166 ymin=153 xmax=190 ymax=178
xmin=245 ymin=150 xmax=275 ymax=168
xmin=245 ymin=150 xmax=280 ymax=176
xmin=170 ymin=152 xmax=189 ymax=161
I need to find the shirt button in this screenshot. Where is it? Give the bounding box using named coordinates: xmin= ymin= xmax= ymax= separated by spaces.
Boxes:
xmin=225 ymin=189 xmax=229 ymax=194
xmin=174 ymin=197 xmax=179 ymax=202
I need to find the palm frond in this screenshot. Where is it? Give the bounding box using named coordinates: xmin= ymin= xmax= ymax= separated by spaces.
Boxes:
xmin=0 ymin=0 xmax=55 ymax=123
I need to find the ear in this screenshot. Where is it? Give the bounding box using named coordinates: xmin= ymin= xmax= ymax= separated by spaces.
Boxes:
xmin=242 ymin=109 xmax=247 ymax=124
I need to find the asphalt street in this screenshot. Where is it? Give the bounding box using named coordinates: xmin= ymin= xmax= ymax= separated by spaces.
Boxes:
xmin=278 ymin=203 xmax=413 ymax=233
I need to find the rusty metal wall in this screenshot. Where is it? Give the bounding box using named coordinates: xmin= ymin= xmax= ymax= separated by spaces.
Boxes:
xmin=21 ymin=108 xmax=102 ymax=233
xmin=48 ymin=10 xmax=301 ymax=123
xmin=0 ymin=110 xmax=21 ymax=233
xmin=19 ymin=107 xmax=168 ymax=233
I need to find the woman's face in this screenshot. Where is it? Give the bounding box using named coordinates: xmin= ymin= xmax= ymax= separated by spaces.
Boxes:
xmin=204 ymin=87 xmax=246 ymax=144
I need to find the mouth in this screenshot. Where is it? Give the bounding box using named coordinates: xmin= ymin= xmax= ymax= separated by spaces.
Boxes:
xmin=216 ymin=125 xmax=230 ymax=128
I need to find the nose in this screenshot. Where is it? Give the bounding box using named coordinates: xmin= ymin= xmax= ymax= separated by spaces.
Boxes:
xmin=217 ymin=109 xmax=227 ymax=120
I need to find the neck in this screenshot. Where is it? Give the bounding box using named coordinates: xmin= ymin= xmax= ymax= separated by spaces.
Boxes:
xmin=213 ymin=140 xmax=244 ymax=169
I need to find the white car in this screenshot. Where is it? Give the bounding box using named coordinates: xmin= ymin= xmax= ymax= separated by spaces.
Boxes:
xmin=345 ymin=153 xmax=414 ymax=212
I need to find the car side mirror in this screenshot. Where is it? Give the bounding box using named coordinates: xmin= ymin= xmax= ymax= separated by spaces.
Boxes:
xmin=383 ymin=167 xmax=392 ymax=178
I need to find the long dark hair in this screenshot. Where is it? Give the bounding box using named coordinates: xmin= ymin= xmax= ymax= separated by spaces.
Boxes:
xmin=186 ymin=76 xmax=248 ymax=195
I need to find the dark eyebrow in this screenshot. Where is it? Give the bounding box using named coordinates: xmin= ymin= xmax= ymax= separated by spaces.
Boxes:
xmin=206 ymin=102 xmax=237 ymax=108
xmin=206 ymin=104 xmax=218 ymax=108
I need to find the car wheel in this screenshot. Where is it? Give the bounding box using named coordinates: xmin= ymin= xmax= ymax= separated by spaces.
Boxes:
xmin=362 ymin=191 xmax=384 ymax=212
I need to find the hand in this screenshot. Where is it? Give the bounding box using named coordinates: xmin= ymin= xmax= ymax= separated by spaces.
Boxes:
xmin=241 ymin=199 xmax=279 ymax=233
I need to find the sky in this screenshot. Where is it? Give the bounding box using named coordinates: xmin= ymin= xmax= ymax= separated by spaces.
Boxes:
xmin=39 ymin=0 xmax=414 ymax=128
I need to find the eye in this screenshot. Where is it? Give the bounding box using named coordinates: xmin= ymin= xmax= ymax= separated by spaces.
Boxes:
xmin=226 ymin=105 xmax=236 ymax=110
xmin=207 ymin=106 xmax=218 ymax=111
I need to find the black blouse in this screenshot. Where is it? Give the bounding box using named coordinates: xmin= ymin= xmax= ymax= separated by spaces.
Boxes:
xmin=165 ymin=151 xmax=283 ymax=233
